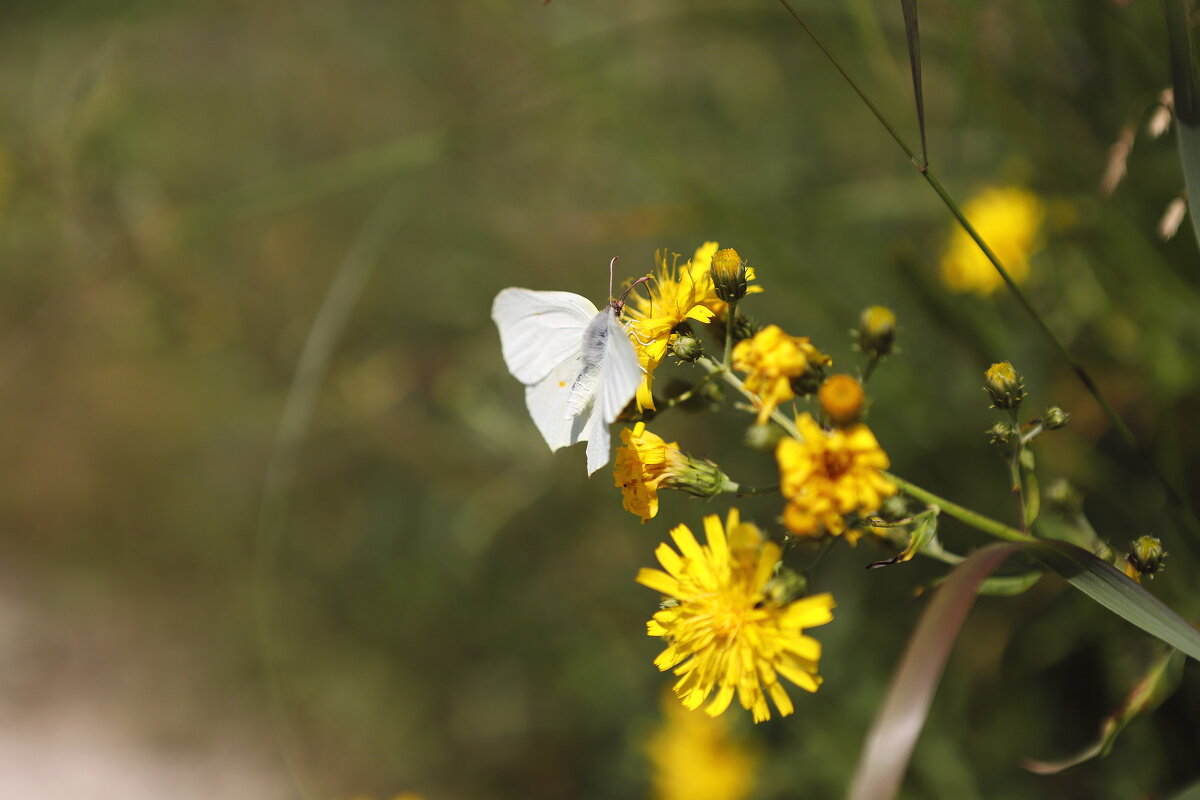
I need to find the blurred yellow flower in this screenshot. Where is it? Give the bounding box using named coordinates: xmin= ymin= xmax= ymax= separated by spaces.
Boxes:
xmin=637 ymin=509 xmax=835 ymax=722
xmin=625 ymin=249 xmax=717 ymax=411
xmin=777 ymin=414 xmax=896 ymax=537
xmin=646 ymin=691 xmax=759 ymax=800
xmin=732 ymin=325 xmax=830 ymax=425
xmin=818 ymin=373 xmax=865 ymax=427
xmin=940 ymin=185 xmax=1044 ymax=295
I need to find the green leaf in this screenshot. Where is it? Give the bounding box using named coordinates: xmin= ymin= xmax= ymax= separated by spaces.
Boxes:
xmin=1023 ymin=647 xmax=1185 ymax=774
xmin=899 ymin=0 xmax=927 ymax=168
xmin=868 ymin=510 xmax=938 ymax=568
xmin=1163 ymin=0 xmax=1200 ymax=249
xmin=1029 ymin=539 xmax=1200 ymax=662
xmin=848 ymin=540 xmax=1200 ymax=800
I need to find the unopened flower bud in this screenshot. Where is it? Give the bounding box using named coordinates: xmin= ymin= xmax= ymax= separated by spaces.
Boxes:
xmin=857 ymin=306 xmax=896 ymax=360
xmin=744 ymin=422 xmax=784 ymax=451
xmin=984 ymin=361 xmax=1026 ymax=410
xmin=763 ymin=567 xmax=808 ymax=606
xmin=663 ymin=454 xmax=734 ymax=499
xmin=671 ymin=335 xmax=703 ymax=362
xmin=710 ymin=247 xmax=749 ymax=303
xmin=819 ymin=374 xmax=865 ymax=426
xmin=1126 ymin=535 xmax=1167 ymax=580
xmin=987 ymin=421 xmax=1017 ymax=445
xmin=1043 ymin=406 xmax=1070 ymax=430
xmin=1044 ymin=478 xmax=1083 ymax=516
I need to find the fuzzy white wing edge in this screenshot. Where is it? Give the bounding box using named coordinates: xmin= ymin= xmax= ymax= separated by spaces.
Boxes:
xmin=584 ymin=310 xmax=642 ymax=475
xmin=491 ymin=288 xmax=597 ymax=384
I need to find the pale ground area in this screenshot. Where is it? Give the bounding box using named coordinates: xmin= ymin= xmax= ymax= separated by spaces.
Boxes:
xmin=0 ymin=573 xmax=294 ymax=799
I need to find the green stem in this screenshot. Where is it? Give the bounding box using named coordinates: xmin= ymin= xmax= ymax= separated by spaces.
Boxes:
xmin=724 ymin=299 xmax=739 ymax=365
xmin=886 ymin=472 xmax=1035 ymax=543
xmin=731 ymin=482 xmax=781 ymax=497
xmin=698 ymin=351 xmax=1035 ymax=545
xmin=774 ymin=0 xmax=1197 ymax=540
xmin=695 ymin=355 xmax=801 ymax=439
xmin=1008 ymin=409 xmax=1028 ymax=533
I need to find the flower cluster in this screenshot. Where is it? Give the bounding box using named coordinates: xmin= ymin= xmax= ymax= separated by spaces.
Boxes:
xmin=637 ymin=510 xmax=835 ymax=722
xmin=624 ymin=242 xmax=760 ymax=410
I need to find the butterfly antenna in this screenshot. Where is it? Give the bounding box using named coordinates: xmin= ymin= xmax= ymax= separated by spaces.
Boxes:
xmin=608 ymin=256 xmax=619 ymax=303
xmin=615 ymin=275 xmax=651 ymax=314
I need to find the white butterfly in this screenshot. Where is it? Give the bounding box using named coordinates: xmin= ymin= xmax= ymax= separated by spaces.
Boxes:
xmin=491 ymin=259 xmax=646 ymax=475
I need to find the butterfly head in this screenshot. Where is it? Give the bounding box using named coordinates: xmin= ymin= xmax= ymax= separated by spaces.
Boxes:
xmin=607 ymin=256 xmax=651 ymax=316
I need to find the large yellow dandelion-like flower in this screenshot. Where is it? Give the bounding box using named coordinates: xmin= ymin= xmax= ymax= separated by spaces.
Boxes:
xmin=645 ymin=690 xmax=759 ymax=800
xmin=625 ymin=249 xmax=718 ymax=411
xmin=637 ymin=509 xmax=835 ymax=722
xmin=940 ymin=185 xmax=1045 ymax=295
xmin=777 ymin=413 xmax=897 ymax=537
xmin=732 ymin=325 xmax=830 ymax=425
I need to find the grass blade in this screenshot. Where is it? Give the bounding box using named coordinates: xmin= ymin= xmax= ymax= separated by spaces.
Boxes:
xmin=899 ymin=0 xmax=927 ymax=168
xmin=1029 ymin=539 xmax=1200 ymax=662
xmin=1023 ymin=647 xmax=1184 ymax=774
xmin=1164 ymin=0 xmax=1200 ymax=250
xmin=847 ymin=543 xmax=1024 ymax=800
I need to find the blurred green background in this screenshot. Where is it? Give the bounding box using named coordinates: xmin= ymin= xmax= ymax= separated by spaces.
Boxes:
xmin=1 ymin=0 xmax=1198 ymax=798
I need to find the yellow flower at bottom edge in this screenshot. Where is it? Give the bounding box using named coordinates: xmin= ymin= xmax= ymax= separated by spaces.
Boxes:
xmin=732 ymin=325 xmax=830 ymax=425
xmin=776 ymin=413 xmax=897 ymax=538
xmin=940 ymin=185 xmax=1045 ymax=295
xmin=645 ymin=689 xmax=759 ymax=800
xmin=637 ymin=509 xmax=835 ymax=723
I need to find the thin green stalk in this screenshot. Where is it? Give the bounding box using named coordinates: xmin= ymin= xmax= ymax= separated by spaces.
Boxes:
xmin=724 ymin=299 xmax=739 ymax=365
xmin=886 ymin=472 xmax=1035 ymax=543
xmin=1008 ymin=409 xmax=1028 ymax=533
xmin=732 ymin=482 xmax=781 ymax=497
xmin=774 ymin=0 xmax=1196 ymax=539
xmin=697 ymin=354 xmax=1032 ymax=544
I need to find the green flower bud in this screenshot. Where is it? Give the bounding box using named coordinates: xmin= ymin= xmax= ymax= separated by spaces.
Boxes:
xmin=671 ymin=335 xmax=703 ymax=362
xmin=662 ymin=455 xmax=734 ymax=499
xmin=1044 ymin=479 xmax=1083 ymax=516
xmin=1126 ymin=535 xmax=1167 ymax=579
xmin=744 ymin=422 xmax=785 ymax=451
xmin=763 ymin=567 xmax=808 ymax=606
xmin=710 ymin=247 xmax=749 ymax=303
xmin=984 ymin=361 xmax=1027 ymax=410
xmin=1044 ymin=406 xmax=1070 ymax=430
xmin=987 ymin=421 xmax=1017 ymax=445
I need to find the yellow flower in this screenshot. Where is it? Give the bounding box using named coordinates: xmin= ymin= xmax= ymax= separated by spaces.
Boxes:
xmin=637 ymin=509 xmax=835 ymax=722
xmin=614 ymin=423 xmax=732 ymax=522
xmin=940 ymin=185 xmax=1045 ymax=295
xmin=646 ymin=690 xmax=759 ymax=800
xmin=625 ymin=249 xmax=718 ymax=411
xmin=777 ymin=414 xmax=896 ymax=537
xmin=731 ymin=325 xmax=830 ymax=425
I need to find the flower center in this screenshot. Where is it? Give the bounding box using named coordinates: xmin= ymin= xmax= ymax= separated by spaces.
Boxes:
xmin=821 ymin=450 xmax=853 ymax=479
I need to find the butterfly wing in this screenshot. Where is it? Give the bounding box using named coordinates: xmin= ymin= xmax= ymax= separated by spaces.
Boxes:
xmin=491 ymin=288 xmax=598 ymax=384
xmin=524 ymin=355 xmax=590 ymax=451
xmin=583 ymin=309 xmax=643 ymax=475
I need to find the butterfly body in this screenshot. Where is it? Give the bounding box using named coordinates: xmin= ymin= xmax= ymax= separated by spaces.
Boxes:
xmin=492 ymin=287 xmax=641 ymax=475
